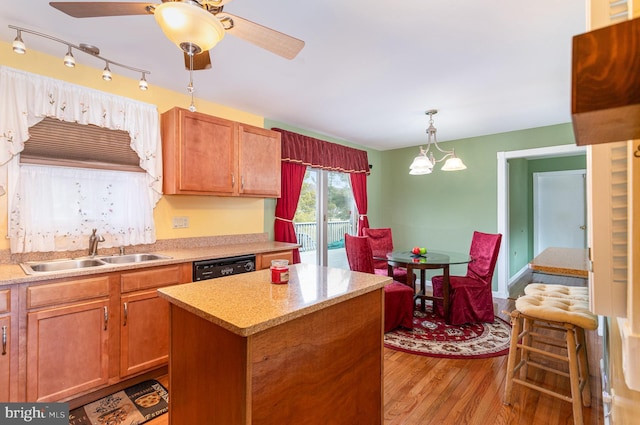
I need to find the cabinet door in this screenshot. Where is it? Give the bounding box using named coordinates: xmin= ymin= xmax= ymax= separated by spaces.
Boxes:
xmin=162 ymin=107 xmax=237 ymax=195
xmin=120 ymin=290 xmax=169 ymax=378
xmin=238 ymin=124 xmax=282 ymax=197
xmin=0 ymin=316 xmax=10 ymax=402
xmin=27 ymin=299 xmax=109 ymax=402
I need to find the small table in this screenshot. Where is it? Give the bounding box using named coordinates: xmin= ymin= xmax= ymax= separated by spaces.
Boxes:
xmin=528 ymin=247 xmax=589 ymax=278
xmin=376 ymin=250 xmax=471 ymax=323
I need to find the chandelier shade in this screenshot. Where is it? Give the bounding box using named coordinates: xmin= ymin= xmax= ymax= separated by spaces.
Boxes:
xmin=409 ymin=109 xmax=467 ymax=175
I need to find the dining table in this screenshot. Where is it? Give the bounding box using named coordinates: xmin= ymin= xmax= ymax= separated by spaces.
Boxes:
xmin=374 ymin=250 xmax=471 ymax=323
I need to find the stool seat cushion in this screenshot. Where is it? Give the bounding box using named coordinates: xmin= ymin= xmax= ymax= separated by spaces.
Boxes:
xmin=524 ymin=283 xmax=589 ymax=301
xmin=515 ymin=294 xmax=598 ymax=330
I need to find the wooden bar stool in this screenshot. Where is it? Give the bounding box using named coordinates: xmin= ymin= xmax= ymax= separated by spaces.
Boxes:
xmin=503 ymin=294 xmax=598 ymax=425
xmin=524 ymin=283 xmax=589 ymax=302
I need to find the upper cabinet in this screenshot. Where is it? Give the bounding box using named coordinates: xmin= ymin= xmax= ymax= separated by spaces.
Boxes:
xmin=161 ymin=107 xmax=281 ymax=197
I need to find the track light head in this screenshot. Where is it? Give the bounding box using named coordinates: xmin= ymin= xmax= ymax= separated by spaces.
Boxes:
xmin=139 ymin=73 xmax=149 ymax=90
xmin=63 ymin=46 xmax=75 ymax=67
xmin=102 ymin=63 xmax=112 ymax=81
xmin=12 ymin=30 xmax=26 ymax=54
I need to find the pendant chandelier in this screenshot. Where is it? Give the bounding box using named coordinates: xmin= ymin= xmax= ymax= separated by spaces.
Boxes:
xmin=409 ymin=109 xmax=467 ymax=175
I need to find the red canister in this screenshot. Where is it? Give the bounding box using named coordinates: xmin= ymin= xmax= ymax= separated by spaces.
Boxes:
xmin=270 ymin=259 xmax=290 ymax=284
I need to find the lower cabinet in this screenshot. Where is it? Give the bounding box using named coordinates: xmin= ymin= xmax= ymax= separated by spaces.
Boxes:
xmin=0 ymin=288 xmax=14 ymax=402
xmin=23 ymin=263 xmax=191 ymax=403
xmin=0 ymin=316 xmax=12 ymax=401
xmin=26 ymin=299 xmax=110 ymax=402
xmin=118 ymin=264 xmax=189 ymax=378
xmin=256 ymin=250 xmax=294 ymax=270
xmin=120 ymin=291 xmax=169 ymax=378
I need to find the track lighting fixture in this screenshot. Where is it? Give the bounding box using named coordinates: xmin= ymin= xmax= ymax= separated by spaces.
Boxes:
xmin=8 ymin=25 xmax=150 ymax=91
xmin=12 ymin=29 xmax=25 ymax=54
xmin=138 ymin=73 xmax=149 ymax=91
xmin=63 ymin=46 xmax=75 ymax=67
xmin=102 ymin=62 xmax=112 ymax=81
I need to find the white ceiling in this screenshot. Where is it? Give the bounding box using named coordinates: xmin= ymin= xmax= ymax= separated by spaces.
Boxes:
xmin=0 ymin=0 xmax=586 ymax=151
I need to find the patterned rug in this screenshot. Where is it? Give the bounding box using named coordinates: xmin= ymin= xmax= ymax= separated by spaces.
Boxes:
xmin=384 ymin=305 xmax=511 ymax=359
xmin=69 ymin=379 xmax=168 ymax=425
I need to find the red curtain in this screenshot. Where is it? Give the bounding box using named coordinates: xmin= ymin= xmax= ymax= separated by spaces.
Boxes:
xmin=350 ymin=173 xmax=369 ymax=235
xmin=274 ymin=161 xmax=306 ymax=263
xmin=272 ymin=128 xmax=370 ymax=263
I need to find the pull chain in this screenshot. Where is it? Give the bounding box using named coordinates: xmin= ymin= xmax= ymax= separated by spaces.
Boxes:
xmin=188 ymin=53 xmax=196 ymax=112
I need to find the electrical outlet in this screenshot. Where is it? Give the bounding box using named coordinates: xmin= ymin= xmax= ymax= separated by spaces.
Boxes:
xmin=172 ymin=216 xmax=189 ymax=229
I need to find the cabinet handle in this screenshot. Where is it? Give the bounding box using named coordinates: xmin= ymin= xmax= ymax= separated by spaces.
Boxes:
xmin=123 ymin=302 xmax=128 ymax=327
xmin=103 ymin=306 xmax=108 ymax=331
xmin=241 ymin=175 xmax=244 ymax=190
xmin=1 ymin=326 xmax=6 ymax=355
xmin=232 ymin=174 xmax=235 ymax=187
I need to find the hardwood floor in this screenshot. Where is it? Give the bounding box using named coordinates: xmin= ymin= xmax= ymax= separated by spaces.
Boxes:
xmin=144 ymin=297 xmax=603 ymax=425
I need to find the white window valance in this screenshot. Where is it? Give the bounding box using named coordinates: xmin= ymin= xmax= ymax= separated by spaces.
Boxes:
xmin=0 ymin=66 xmax=163 ymax=204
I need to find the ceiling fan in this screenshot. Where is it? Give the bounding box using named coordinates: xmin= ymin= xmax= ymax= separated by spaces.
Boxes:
xmin=49 ymin=1 xmax=305 ymax=70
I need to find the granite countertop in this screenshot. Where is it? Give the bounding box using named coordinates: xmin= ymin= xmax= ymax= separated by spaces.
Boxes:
xmin=0 ymin=237 xmax=299 ymax=286
xmin=528 ymin=247 xmax=589 ymax=278
xmin=158 ymin=263 xmax=390 ymax=337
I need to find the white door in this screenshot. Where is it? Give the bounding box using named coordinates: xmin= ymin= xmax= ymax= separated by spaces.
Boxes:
xmin=533 ymin=170 xmax=586 ymax=256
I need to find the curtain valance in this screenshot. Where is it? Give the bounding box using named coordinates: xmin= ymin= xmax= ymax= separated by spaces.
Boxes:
xmin=0 ymin=66 xmax=163 ymax=204
xmin=273 ymin=128 xmax=370 ymax=175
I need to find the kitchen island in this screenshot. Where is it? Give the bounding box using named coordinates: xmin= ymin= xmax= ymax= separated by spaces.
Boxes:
xmin=157 ymin=263 xmax=390 ymax=425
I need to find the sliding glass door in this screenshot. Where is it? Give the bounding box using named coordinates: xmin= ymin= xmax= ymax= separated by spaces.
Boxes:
xmin=295 ymin=167 xmax=356 ymax=269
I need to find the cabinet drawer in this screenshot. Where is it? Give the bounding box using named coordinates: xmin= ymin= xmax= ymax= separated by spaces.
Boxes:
xmin=0 ymin=289 xmax=10 ymax=314
xmin=257 ymin=251 xmax=294 ymax=270
xmin=27 ymin=276 xmax=111 ymax=309
xmin=121 ymin=265 xmax=183 ymax=293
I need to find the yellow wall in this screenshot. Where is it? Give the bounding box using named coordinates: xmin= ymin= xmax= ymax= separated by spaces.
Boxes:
xmin=0 ymin=40 xmax=268 ymax=250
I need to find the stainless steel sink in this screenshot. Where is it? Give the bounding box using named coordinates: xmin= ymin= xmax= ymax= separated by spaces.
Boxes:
xmin=98 ymin=253 xmax=172 ymax=264
xmin=20 ymin=253 xmax=172 ymax=274
xmin=21 ymin=258 xmax=106 ymax=274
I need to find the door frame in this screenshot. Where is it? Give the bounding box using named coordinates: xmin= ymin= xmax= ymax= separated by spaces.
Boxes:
xmin=496 ymin=144 xmax=586 ymax=298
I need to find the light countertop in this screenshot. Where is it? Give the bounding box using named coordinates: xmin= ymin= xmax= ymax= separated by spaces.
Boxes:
xmin=528 ymin=247 xmax=589 ymax=278
xmin=0 ymin=240 xmax=298 ymax=286
xmin=158 ymin=263 xmax=390 ymax=337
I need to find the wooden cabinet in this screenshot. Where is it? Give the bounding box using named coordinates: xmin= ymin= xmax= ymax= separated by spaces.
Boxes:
xmin=25 ymin=276 xmax=112 ymax=402
xmin=238 ymin=124 xmax=281 ymax=197
xmin=119 ymin=264 xmax=190 ymax=378
xmin=22 ymin=263 xmax=191 ymax=403
xmin=0 ymin=288 xmax=16 ymax=402
xmin=256 ymin=250 xmax=294 ymax=270
xmin=161 ymin=107 xmax=281 ymax=197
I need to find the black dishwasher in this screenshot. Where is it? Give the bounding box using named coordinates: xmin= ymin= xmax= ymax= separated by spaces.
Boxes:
xmin=192 ymin=254 xmax=256 ymax=281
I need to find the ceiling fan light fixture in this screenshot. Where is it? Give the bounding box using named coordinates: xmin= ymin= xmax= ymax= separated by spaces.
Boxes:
xmin=12 ymin=30 xmax=26 ymax=54
xmin=63 ymin=46 xmax=75 ymax=67
xmin=154 ymin=2 xmax=225 ymax=53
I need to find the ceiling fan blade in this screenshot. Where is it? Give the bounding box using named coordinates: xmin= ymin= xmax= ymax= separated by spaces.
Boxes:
xmin=220 ymin=13 xmax=304 ymax=60
xmin=50 ymin=2 xmax=156 ymax=18
xmin=183 ymin=51 xmax=212 ymax=70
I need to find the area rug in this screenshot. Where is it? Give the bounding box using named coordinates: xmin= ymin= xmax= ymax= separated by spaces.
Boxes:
xmin=69 ymin=379 xmax=168 ymax=425
xmin=384 ymin=305 xmax=511 ymax=359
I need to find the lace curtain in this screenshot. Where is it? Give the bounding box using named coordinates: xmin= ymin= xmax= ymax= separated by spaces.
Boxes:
xmin=0 ymin=66 xmax=163 ymax=253
xmin=11 ymin=165 xmax=155 ymax=252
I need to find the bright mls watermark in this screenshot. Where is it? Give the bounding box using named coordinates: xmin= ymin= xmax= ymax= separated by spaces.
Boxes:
xmin=0 ymin=403 xmax=68 ymax=424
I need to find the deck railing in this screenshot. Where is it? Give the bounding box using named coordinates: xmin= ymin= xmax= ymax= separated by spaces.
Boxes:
xmin=294 ymin=221 xmax=354 ymax=252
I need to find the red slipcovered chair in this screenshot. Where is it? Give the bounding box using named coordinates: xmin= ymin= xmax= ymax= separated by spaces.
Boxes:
xmin=344 ymin=234 xmax=414 ymax=333
xmin=362 ymin=227 xmax=410 ymax=285
xmin=432 ymin=231 xmax=502 ymax=325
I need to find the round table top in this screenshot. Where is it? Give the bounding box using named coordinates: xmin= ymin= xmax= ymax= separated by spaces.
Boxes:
xmin=382 ymin=250 xmax=471 ymax=266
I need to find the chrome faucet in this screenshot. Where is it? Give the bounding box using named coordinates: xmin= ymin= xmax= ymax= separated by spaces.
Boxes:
xmin=88 ymin=229 xmax=105 ymax=257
